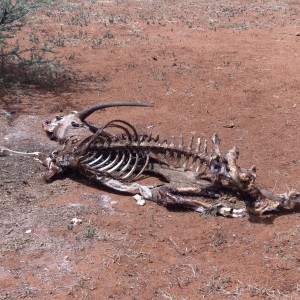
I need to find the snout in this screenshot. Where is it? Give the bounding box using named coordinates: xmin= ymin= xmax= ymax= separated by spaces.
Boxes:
xmin=42 ymin=120 xmax=55 ymax=132
xmin=42 ymin=120 xmax=57 ymax=140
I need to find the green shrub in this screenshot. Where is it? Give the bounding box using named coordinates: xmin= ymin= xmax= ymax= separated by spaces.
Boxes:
xmin=0 ymin=0 xmax=67 ymax=93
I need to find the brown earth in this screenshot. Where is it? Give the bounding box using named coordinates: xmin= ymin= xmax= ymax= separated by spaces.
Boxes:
xmin=0 ymin=1 xmax=300 ymax=299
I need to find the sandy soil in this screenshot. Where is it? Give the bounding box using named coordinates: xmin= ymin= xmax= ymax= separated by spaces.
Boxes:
xmin=0 ymin=1 xmax=300 ymax=299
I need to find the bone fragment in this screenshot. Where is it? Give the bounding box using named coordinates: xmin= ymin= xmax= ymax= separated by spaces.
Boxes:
xmin=0 ymin=147 xmax=41 ymax=158
xmin=187 ymin=135 xmax=194 ymax=152
xmin=71 ymin=218 xmax=82 ymax=226
xmin=195 ymin=137 xmax=201 ymax=154
xmin=211 ymin=134 xmax=221 ymax=156
xmin=169 ymin=136 xmax=175 ymax=148
xmin=203 ymin=139 xmax=208 ymax=155
xmin=99 ymin=177 xmax=153 ymax=200
xmin=133 ymin=194 xmax=146 ymax=206
xmin=178 ymin=135 xmax=183 ymax=149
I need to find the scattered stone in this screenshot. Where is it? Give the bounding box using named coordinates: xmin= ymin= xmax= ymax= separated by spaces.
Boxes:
xmin=223 ymin=123 xmax=235 ymax=128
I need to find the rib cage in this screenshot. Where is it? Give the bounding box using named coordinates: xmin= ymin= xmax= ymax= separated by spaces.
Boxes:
xmin=72 ymin=120 xmax=219 ymax=181
xmin=79 ymin=148 xmax=149 ymax=181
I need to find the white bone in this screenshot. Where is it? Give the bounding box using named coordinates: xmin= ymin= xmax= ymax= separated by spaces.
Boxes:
xmin=94 ymin=153 xmax=111 ymax=168
xmin=107 ymin=151 xmax=126 ymax=173
xmin=80 ymin=152 xmax=98 ymax=164
xmin=98 ymin=177 xmax=152 ymax=198
xmin=118 ymin=150 xmax=132 ymax=175
xmin=133 ymin=153 xmax=149 ymax=179
xmin=0 ymin=147 xmax=41 ymax=158
xmin=99 ymin=153 xmax=119 ymax=171
xmin=88 ymin=153 xmax=103 ymax=166
xmin=133 ymin=194 xmax=146 ymax=206
xmin=122 ymin=152 xmax=139 ymax=179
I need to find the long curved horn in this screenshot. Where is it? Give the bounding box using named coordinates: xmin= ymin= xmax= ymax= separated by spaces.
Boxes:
xmin=78 ymin=102 xmax=154 ymax=121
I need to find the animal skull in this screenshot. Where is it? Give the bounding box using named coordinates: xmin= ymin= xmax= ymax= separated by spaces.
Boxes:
xmin=42 ymin=102 xmax=154 ymax=143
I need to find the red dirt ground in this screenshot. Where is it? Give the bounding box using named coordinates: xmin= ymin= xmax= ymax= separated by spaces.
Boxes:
xmin=0 ymin=1 xmax=299 ymax=299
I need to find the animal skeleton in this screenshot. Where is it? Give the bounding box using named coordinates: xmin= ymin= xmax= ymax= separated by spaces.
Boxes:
xmin=1 ymin=101 xmax=299 ymax=217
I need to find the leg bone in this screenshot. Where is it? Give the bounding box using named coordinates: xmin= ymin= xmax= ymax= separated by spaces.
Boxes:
xmin=0 ymin=147 xmax=42 ymax=158
xmin=152 ymin=186 xmax=245 ymax=217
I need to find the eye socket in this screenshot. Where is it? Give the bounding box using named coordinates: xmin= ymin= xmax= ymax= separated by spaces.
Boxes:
xmin=55 ymin=115 xmax=63 ymax=121
xmin=71 ymin=121 xmax=80 ymax=127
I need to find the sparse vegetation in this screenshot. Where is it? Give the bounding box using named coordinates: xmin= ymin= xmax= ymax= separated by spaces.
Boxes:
xmin=85 ymin=226 xmax=95 ymax=238
xmin=0 ymin=0 xmax=68 ymax=95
